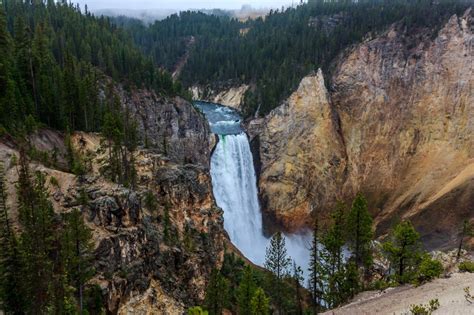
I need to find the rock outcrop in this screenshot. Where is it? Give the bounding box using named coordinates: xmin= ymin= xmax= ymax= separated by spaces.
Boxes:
xmin=259 ymin=70 xmax=346 ymax=230
xmin=112 ymin=87 xmax=211 ymax=167
xmin=191 ymin=84 xmax=249 ymax=110
xmin=258 ymin=9 xmax=474 ymax=249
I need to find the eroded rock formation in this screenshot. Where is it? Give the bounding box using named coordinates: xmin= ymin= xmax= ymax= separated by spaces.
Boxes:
xmin=191 ymin=84 xmax=249 ymax=110
xmin=258 ymin=9 xmax=474 ymax=249
xmin=259 ymin=70 xmax=346 ymax=231
xmin=112 ymin=86 xmax=212 ymax=167
xmin=0 ymin=92 xmax=226 ymax=313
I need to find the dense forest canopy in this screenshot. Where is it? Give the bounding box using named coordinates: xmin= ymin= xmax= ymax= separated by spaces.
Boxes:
xmin=119 ymin=0 xmax=471 ymax=117
xmin=0 ymin=0 xmax=183 ymax=134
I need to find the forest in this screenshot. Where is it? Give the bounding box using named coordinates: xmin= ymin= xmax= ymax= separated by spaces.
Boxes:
xmin=119 ymin=0 xmax=470 ymax=117
xmin=0 ymin=0 xmax=183 ymax=135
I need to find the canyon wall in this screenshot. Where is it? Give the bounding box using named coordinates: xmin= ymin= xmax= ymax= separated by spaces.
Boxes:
xmin=112 ymin=87 xmax=212 ymax=167
xmin=258 ymin=9 xmax=473 ymax=249
xmin=258 ymin=70 xmax=347 ymax=231
xmin=190 ymin=84 xmax=249 ymax=110
xmin=0 ymin=92 xmax=227 ymax=313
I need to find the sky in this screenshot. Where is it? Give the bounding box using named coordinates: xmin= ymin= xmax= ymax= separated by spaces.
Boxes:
xmin=73 ymin=0 xmax=298 ymax=11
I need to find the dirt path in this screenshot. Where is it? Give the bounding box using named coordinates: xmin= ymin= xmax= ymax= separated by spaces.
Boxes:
xmin=172 ymin=36 xmax=195 ymax=80
xmin=322 ymin=273 xmax=474 ymax=315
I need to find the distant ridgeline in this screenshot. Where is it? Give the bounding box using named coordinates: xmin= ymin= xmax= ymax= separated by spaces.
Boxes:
xmin=0 ymin=0 xmax=184 ymax=134
xmin=117 ymin=0 xmax=470 ymax=117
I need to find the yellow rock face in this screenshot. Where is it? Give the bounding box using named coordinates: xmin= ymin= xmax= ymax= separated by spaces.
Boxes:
xmin=259 ymin=10 xmax=473 ymax=249
xmin=260 ymin=69 xmax=347 ymax=231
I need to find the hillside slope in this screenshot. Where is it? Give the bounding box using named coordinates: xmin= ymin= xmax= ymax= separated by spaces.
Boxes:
xmin=321 ymin=272 xmax=474 ymax=315
xmin=0 ymin=90 xmax=226 ymax=313
xmin=256 ymin=9 xmax=473 ymax=249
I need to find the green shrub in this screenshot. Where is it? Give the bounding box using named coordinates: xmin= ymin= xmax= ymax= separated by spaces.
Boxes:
xmin=144 ymin=190 xmax=158 ymax=212
xmin=0 ymin=125 xmax=7 ymax=137
xmin=49 ymin=176 xmax=59 ymax=188
xmin=10 ymin=154 xmax=18 ymax=167
xmin=188 ymin=306 xmax=208 ymax=315
xmin=459 ymin=261 xmax=474 ymax=273
xmin=409 ymin=299 xmax=440 ymax=315
xmin=415 ymin=255 xmax=443 ymax=284
xmin=369 ymin=279 xmax=390 ymax=291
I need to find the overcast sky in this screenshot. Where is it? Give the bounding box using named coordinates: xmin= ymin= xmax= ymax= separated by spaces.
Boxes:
xmin=73 ymin=0 xmax=298 ymax=11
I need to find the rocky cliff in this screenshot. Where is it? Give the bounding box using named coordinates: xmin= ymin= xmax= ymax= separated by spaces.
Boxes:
xmin=0 ymin=92 xmax=227 ymax=313
xmin=257 ymin=9 xmax=473 ymax=249
xmin=113 ymin=86 xmax=212 ymax=167
xmin=190 ymin=84 xmax=249 ymax=110
xmin=258 ymin=70 xmax=346 ymax=231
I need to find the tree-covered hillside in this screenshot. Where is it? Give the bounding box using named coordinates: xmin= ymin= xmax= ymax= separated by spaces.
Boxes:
xmin=121 ymin=0 xmax=470 ymax=117
xmin=0 ymin=0 xmax=183 ymax=134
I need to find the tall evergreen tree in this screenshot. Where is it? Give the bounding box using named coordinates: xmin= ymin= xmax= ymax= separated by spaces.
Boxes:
xmin=264 ymin=231 xmax=291 ymax=313
xmin=346 ymin=193 xmax=373 ymax=269
xmin=292 ymin=261 xmax=304 ymax=315
xmin=250 ymin=288 xmax=270 ymax=315
xmin=62 ymin=209 xmax=95 ymax=313
xmin=16 ymin=150 xmax=58 ymax=313
xmin=0 ymin=4 xmax=18 ymax=131
xmin=237 ymin=266 xmax=257 ymax=315
xmin=382 ymin=220 xmax=422 ymax=283
xmin=321 ymin=202 xmax=346 ymax=308
xmin=308 ymin=218 xmax=324 ymax=314
xmin=0 ymin=161 xmax=25 ymax=313
xmin=341 ymin=259 xmax=360 ymax=301
xmin=204 ymin=269 xmax=229 ymax=315
xmin=16 ymin=148 xmax=81 ymax=313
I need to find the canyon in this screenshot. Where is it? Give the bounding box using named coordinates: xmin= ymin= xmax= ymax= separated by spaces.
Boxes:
xmin=1 ymin=6 xmax=473 ymax=314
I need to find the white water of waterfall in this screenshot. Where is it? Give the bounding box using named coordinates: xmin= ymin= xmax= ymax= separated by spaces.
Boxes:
xmin=194 ymin=101 xmax=311 ymax=279
xmin=210 ymin=133 xmax=311 ymax=278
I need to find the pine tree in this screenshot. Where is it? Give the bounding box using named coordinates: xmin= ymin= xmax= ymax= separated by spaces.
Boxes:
xmin=250 ymin=288 xmax=270 ymax=315
xmin=16 ymin=149 xmax=59 ymax=313
xmin=341 ymin=259 xmax=360 ymax=301
xmin=102 ymin=107 xmax=124 ymax=183
xmin=308 ymin=218 xmax=324 ymax=314
xmin=0 ymin=161 xmax=26 ymax=313
xmin=264 ymin=231 xmax=291 ymax=313
xmin=292 ymin=261 xmax=304 ymax=315
xmin=31 ymin=21 xmax=58 ymax=127
xmin=62 ymin=209 xmax=95 ymax=313
xmin=0 ymin=4 xmax=18 ymax=130
xmin=382 ymin=220 xmax=422 ymax=283
xmin=13 ymin=16 xmax=34 ymax=114
xmin=346 ymin=193 xmax=373 ymax=269
xmin=321 ymin=202 xmax=346 ymax=308
xmin=457 ymin=220 xmax=473 ymax=261
xmin=237 ymin=266 xmax=257 ymax=315
xmin=204 ymin=269 xmax=229 ymax=315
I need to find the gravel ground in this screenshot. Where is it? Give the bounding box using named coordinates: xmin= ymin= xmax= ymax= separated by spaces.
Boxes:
xmin=322 ymin=273 xmax=474 ymax=315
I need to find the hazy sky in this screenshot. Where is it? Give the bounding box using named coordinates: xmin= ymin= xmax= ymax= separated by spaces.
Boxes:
xmin=74 ymin=0 xmax=298 ymax=11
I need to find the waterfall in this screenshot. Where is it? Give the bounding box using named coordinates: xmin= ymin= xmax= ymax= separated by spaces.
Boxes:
xmin=196 ymin=102 xmax=311 ymax=278
xmin=211 ymin=133 xmax=268 ymax=263
xmin=211 ymin=133 xmax=311 ymax=275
